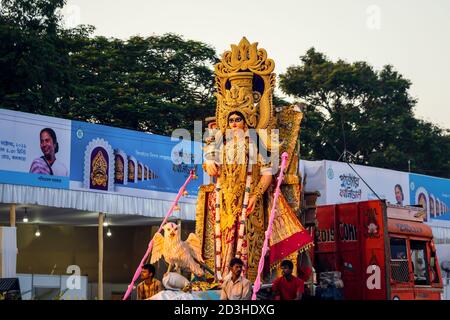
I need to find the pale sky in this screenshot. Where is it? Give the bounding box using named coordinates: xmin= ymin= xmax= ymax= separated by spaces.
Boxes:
xmin=63 ymin=0 xmax=450 ymax=129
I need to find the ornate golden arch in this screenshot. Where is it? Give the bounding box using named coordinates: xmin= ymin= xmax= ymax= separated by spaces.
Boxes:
xmin=215 ymin=37 xmax=276 ymax=133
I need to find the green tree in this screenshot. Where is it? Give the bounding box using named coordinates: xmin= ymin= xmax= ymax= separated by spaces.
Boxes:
xmin=1 ymin=1 xmax=218 ymax=136
xmin=68 ymin=34 xmax=217 ymax=135
xmin=280 ymin=48 xmax=450 ymax=178
xmin=1 ymin=0 xmax=66 ymax=113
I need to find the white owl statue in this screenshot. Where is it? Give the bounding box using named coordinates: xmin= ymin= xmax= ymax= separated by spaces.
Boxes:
xmin=150 ymin=222 xmax=205 ymax=277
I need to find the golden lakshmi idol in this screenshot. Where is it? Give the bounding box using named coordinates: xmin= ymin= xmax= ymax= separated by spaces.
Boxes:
xmin=196 ymin=38 xmax=313 ymax=282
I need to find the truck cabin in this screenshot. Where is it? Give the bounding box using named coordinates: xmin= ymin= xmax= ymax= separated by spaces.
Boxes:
xmin=313 ymin=201 xmax=443 ymax=300
xmin=387 ymin=205 xmax=443 ymax=291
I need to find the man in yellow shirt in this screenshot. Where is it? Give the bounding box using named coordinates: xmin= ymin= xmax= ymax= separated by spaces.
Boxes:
xmin=137 ymin=264 xmax=162 ymax=300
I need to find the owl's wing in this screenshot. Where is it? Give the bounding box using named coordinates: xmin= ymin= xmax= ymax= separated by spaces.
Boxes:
xmin=150 ymin=232 xmax=164 ymax=264
xmin=185 ymin=233 xmax=204 ymax=263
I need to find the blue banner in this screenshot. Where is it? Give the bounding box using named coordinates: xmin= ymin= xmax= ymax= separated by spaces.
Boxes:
xmin=70 ymin=120 xmax=202 ymax=196
xmin=0 ymin=109 xmax=203 ymax=197
xmin=409 ymin=173 xmax=450 ymax=221
xmin=0 ymin=109 xmax=72 ymax=188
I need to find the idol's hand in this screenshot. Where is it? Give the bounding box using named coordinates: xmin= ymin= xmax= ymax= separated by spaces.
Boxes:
xmin=246 ymin=195 xmax=257 ymax=216
xmin=205 ymin=161 xmax=219 ymax=177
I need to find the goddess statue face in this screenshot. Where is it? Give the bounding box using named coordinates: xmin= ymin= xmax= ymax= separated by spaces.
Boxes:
xmin=228 ymin=113 xmax=246 ymax=135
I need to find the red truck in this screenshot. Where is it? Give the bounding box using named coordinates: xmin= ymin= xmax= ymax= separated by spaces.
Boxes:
xmin=313 ymin=200 xmax=443 ymax=300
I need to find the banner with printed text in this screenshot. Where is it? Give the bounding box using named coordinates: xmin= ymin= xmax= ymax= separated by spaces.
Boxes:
xmin=0 ymin=109 xmax=203 ymax=197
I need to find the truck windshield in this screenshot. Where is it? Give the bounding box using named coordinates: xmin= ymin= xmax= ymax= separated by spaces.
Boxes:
xmin=390 ymin=237 xmax=409 ymax=283
xmin=410 ymin=240 xmax=430 ymax=285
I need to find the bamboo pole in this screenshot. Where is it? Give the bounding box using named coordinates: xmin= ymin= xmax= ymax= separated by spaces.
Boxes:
xmin=122 ymin=170 xmax=195 ymax=300
xmin=252 ymin=152 xmax=289 ymax=300
xmin=98 ymin=212 xmax=104 ymax=300
xmin=9 ymin=204 xmax=16 ymax=227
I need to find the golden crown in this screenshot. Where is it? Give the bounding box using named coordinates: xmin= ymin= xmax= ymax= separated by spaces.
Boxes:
xmin=215 ymin=37 xmax=276 ymax=132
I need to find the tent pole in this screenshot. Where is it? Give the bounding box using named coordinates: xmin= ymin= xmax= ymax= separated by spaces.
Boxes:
xmin=98 ymin=212 xmax=104 ymax=300
xmin=9 ymin=204 xmax=16 ymax=227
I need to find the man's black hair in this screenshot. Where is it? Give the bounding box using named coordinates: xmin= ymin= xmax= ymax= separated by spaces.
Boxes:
xmin=280 ymin=259 xmax=294 ymax=270
xmin=229 ymin=257 xmax=244 ymax=268
xmin=142 ymin=263 xmax=156 ymax=275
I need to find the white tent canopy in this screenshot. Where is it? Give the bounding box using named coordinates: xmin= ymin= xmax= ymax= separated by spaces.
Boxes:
xmin=0 ymin=183 xmax=197 ymax=223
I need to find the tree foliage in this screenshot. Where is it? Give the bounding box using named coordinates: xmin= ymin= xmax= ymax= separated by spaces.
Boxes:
xmin=68 ymin=34 xmax=217 ymax=134
xmin=0 ymin=0 xmax=75 ymax=116
xmin=280 ymin=48 xmax=450 ymax=178
xmin=1 ymin=1 xmax=449 ymax=177
xmin=0 ymin=0 xmax=218 ymax=135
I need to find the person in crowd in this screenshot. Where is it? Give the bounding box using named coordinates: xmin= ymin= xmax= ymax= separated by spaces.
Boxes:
xmin=272 ymin=259 xmax=304 ymax=300
xmin=220 ymin=258 xmax=251 ymax=300
xmin=137 ymin=264 xmax=162 ymax=300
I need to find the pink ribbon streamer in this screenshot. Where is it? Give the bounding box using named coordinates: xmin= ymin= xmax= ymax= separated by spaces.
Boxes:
xmin=251 ymin=152 xmax=289 ymax=300
xmin=122 ymin=170 xmax=196 ymax=300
